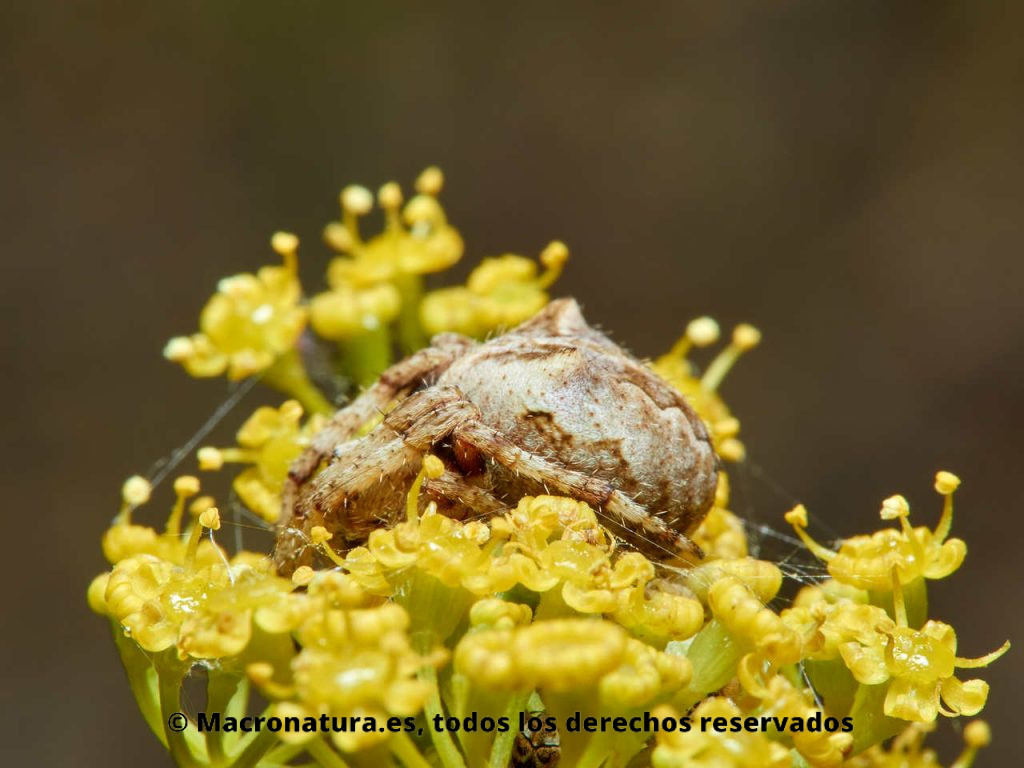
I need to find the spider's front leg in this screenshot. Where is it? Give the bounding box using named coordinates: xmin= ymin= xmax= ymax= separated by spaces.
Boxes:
xmin=276 ymin=336 xmax=473 ymax=569
xmin=286 ymin=334 xmax=474 ymax=493
xmin=422 ymin=469 xmax=509 ymax=521
xmin=274 ymin=383 xmax=484 ymax=572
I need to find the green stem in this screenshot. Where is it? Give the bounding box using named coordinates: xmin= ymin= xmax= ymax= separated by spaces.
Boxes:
xmin=848 ymin=682 xmax=904 ymax=755
xmin=111 ymin=623 xmax=167 ymax=748
xmin=347 ymin=742 xmax=396 ymax=768
xmin=401 ymin=574 xmax=473 ymax=646
xmin=868 ymin=576 xmax=927 ymax=629
xmin=223 ymin=675 xmax=251 ymax=755
xmin=158 ymin=667 xmax=203 ymax=767
xmin=306 ymin=737 xmax=353 ymax=768
xmin=230 ymin=726 xmax=280 ymax=768
xmin=264 ymin=740 xmax=308 ymax=766
xmin=803 ymin=658 xmax=858 ymax=717
xmin=677 ymin=619 xmax=744 ymax=709
xmin=453 ymin=683 xmax=526 ymax=768
xmin=576 ymin=734 xmax=611 ymax=768
xmin=487 ymin=693 xmax=530 ymax=768
xmin=418 ymin=661 xmax=467 ymax=768
xmin=337 ymin=324 xmax=393 ymax=388
xmin=391 ymin=731 xmax=433 ymax=768
xmin=902 ymin=576 xmax=928 ymax=630
xmin=394 ymin=273 xmax=426 ymax=353
xmin=206 ymin=671 xmax=246 ymax=763
xmin=263 ymin=348 xmax=333 ymax=415
xmin=576 ymin=725 xmax=647 ymax=768
xmin=542 ymin=692 xmax=592 ymax=768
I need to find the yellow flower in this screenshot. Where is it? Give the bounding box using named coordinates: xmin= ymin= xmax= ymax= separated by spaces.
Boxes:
xmin=464 ymin=617 xmax=626 ymax=693
xmin=846 ymin=719 xmax=991 ymax=768
xmin=599 ymin=637 xmax=693 ymax=708
xmin=608 ymin=565 xmax=706 ymax=642
xmin=420 ymin=241 xmax=568 ymax=338
xmin=652 ymin=319 xmax=759 ymax=461
xmin=105 ymin=553 xmax=294 ymax=658
xmin=820 ymin=567 xmax=1010 ymax=723
xmin=266 ymin=597 xmax=446 ymax=753
xmin=651 ymin=699 xmax=792 ymax=768
xmin=791 ymin=579 xmax=870 ymax=609
xmin=737 ymin=664 xmax=853 ymax=767
xmin=102 ymin=555 xmax=182 ymax=651
xmin=707 ymin=575 xmax=803 ymax=665
xmin=839 ymin=617 xmax=1007 ymax=722
xmin=785 ymin=472 xmax=968 ymax=591
xmin=101 ymin=508 xmax=296 ymax=659
xmin=100 ymin=475 xmax=221 ymax=566
xmin=692 ymin=473 xmax=749 ymax=558
xmin=350 ymin=490 xmax=566 ymax=594
xmin=178 ymin=560 xmax=297 ymax=659
xmin=350 ymin=487 xmax=706 ymax=642
xmin=362 ymin=503 xmax=496 ymax=589
xmin=198 ymin=400 xmax=324 ymax=523
xmin=686 ymin=556 xmax=783 ymax=605
xmin=310 ymin=279 xmax=401 ymax=340
xmin=323 ymin=168 xmax=463 ymax=284
xmin=467 ymin=597 xmax=533 ymax=630
xmin=782 ymin=598 xmax=893 ymax=662
xmin=339 ymin=546 xmax=395 ymax=596
xmin=456 ymin=616 xmax=689 ymax=705
xmin=164 ymin=232 xmax=306 ymax=380
xmin=467 ymin=495 xmax=615 ymax=596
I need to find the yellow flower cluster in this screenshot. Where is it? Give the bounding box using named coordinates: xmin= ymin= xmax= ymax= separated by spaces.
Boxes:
xmin=164 ymin=233 xmax=306 ymax=381
xmin=652 ymin=317 xmax=760 ymax=461
xmin=845 ymin=719 xmax=991 ymax=768
xmin=456 ymin=618 xmax=692 ymax=703
xmin=777 ymin=474 xmax=1007 ymax=750
xmin=322 ymin=169 xmax=463 ymax=287
xmin=93 ymin=500 xmax=294 ymax=660
xmin=162 ymin=168 xmax=574 ymax=394
xmin=197 ymin=400 xmax=325 ymax=523
xmin=313 ymin=169 xmax=462 ymax=354
xmin=786 ymin=472 xmax=967 ymax=591
xmin=338 ymin=490 xmax=708 ymax=647
xmin=91 ymin=462 xmax=1006 ymax=767
xmin=90 ymin=479 xmax=447 ymax=764
xmin=92 ymin=169 xmax=1007 ymax=768
xmin=420 ymin=241 xmax=569 ymax=338
xmin=266 ymin=573 xmax=447 ymax=753
xmin=652 ymin=697 xmax=792 ymax=768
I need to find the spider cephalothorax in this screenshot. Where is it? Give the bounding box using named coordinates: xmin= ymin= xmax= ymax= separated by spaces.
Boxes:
xmin=274 ymin=298 xmax=718 ymax=572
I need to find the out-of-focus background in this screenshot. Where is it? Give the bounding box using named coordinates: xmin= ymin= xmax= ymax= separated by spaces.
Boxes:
xmin=2 ymin=2 xmax=1021 ymax=765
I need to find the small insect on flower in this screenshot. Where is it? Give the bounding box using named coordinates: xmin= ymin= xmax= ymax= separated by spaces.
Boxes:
xmin=275 ymin=298 xmax=718 ymax=572
xmin=511 ymin=713 xmax=561 ymax=768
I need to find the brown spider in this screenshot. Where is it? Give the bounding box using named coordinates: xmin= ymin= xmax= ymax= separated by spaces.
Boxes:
xmin=274 ymin=298 xmax=718 ymax=572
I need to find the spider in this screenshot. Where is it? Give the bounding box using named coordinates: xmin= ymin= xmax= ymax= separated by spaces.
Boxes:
xmin=274 ymin=298 xmax=718 ymax=572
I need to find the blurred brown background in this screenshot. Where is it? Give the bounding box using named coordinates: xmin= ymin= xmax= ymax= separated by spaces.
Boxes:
xmin=2 ymin=2 xmax=1021 ymax=765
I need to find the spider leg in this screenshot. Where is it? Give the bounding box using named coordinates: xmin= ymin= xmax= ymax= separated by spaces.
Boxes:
xmin=423 ymin=469 xmax=508 ymax=521
xmin=286 ymin=334 xmax=474 ymax=492
xmin=274 ymin=382 xmax=479 ymax=572
xmin=451 ymin=405 xmax=703 ymax=562
xmin=276 ymin=336 xmax=473 ymax=571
